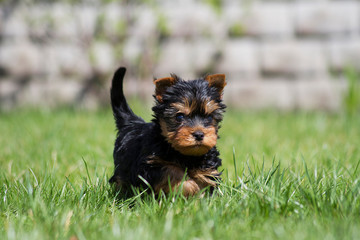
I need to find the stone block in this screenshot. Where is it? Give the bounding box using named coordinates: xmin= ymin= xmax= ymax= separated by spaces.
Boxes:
xmin=218 ymin=40 xmax=259 ymax=78
xmin=0 ymin=41 xmax=42 ymax=76
xmin=130 ymin=7 xmax=157 ymax=38
xmin=0 ymin=78 xmax=18 ymax=96
xmin=190 ymin=39 xmax=218 ymax=72
xmin=155 ymin=40 xmax=193 ymax=76
xmin=0 ymin=78 xmax=19 ymax=110
xmin=122 ymin=37 xmax=143 ymax=64
xmin=42 ymin=44 xmax=91 ymax=77
xmin=294 ymin=79 xmax=341 ymax=111
xmin=125 ymin=78 xmax=154 ymax=104
xmin=241 ymin=2 xmax=294 ymax=38
xmin=101 ymin=4 xmax=127 ymax=39
xmin=161 ymin=3 xmax=218 ymax=38
xmin=23 ymin=6 xmax=52 ymax=41
xmin=260 ymin=40 xmax=327 ymax=77
xmin=224 ymin=79 xmax=295 ymax=110
xmin=74 ymin=6 xmax=98 ymax=41
xmin=90 ymin=42 xmax=115 ymax=75
xmin=2 ymin=7 xmax=28 ymax=38
xmin=327 ymin=39 xmax=360 ymax=72
xmin=50 ymin=4 xmax=78 ymax=42
xmin=223 ymin=4 xmax=242 ymax=26
xmin=18 ymin=79 xmax=82 ymax=107
xmin=295 ymin=1 xmax=360 ymax=36
xmin=224 ymin=78 xmax=343 ymax=111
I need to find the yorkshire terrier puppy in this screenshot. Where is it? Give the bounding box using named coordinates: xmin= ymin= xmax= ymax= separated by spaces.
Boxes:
xmin=109 ymin=67 xmax=226 ymax=196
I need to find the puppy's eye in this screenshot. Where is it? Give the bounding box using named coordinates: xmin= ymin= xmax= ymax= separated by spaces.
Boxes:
xmin=175 ymin=113 xmax=185 ymax=122
xmin=207 ymin=115 xmax=213 ymax=122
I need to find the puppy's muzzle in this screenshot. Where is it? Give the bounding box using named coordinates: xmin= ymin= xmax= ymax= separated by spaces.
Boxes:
xmin=192 ymin=131 xmax=204 ymax=141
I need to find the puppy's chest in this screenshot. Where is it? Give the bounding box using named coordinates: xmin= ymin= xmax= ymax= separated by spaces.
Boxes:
xmin=146 ymin=152 xmax=208 ymax=170
xmin=147 ymin=155 xmax=220 ymax=190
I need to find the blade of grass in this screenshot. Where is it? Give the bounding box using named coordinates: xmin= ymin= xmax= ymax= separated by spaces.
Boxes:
xmin=82 ymin=157 xmax=92 ymax=186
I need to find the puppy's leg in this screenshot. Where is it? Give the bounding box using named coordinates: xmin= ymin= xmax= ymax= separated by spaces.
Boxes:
xmin=153 ymin=164 xmax=200 ymax=197
xmin=188 ymin=169 xmax=220 ymax=189
xmin=181 ymin=179 xmax=200 ymax=197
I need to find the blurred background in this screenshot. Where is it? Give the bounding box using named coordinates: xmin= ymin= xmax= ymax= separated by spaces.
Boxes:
xmin=0 ymin=0 xmax=359 ymax=111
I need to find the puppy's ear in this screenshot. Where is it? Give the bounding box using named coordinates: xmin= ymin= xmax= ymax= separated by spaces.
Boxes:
xmin=154 ymin=76 xmax=177 ymax=102
xmin=205 ymin=74 xmax=226 ymax=98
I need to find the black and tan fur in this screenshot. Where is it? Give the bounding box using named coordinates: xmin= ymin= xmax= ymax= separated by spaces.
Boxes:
xmin=109 ymin=67 xmax=226 ymax=197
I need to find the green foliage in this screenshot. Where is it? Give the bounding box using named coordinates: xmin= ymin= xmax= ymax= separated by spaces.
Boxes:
xmin=344 ymin=67 xmax=360 ymax=116
xmin=228 ymin=23 xmax=246 ymax=38
xmin=203 ymin=0 xmax=223 ymax=15
xmin=1 ymin=107 xmax=360 ymax=239
xmin=115 ymin=19 xmax=128 ymax=38
xmin=94 ymin=12 xmax=107 ymax=41
xmin=156 ymin=13 xmax=171 ymax=40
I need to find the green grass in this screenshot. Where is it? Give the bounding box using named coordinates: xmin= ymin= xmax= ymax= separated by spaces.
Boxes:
xmin=1 ymin=105 xmax=360 ymax=240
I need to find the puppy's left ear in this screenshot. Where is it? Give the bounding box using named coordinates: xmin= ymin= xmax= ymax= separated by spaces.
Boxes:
xmin=205 ymin=74 xmax=226 ymax=98
xmin=154 ymin=76 xmax=177 ymax=102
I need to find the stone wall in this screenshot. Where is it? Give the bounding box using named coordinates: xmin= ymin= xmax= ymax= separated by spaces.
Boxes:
xmin=0 ymin=0 xmax=359 ymax=110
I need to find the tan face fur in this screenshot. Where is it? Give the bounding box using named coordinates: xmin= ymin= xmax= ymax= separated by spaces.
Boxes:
xmin=154 ymin=73 xmax=226 ymax=156
xmin=159 ymin=97 xmax=220 ymax=156
xmin=160 ymin=121 xmax=217 ymax=156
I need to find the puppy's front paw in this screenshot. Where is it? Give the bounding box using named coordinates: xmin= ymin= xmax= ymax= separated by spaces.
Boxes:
xmin=182 ymin=179 xmax=200 ymax=197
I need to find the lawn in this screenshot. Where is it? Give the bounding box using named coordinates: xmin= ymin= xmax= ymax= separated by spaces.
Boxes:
xmin=1 ymin=103 xmax=360 ymax=240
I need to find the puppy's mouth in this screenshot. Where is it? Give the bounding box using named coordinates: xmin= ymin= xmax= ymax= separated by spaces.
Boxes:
xmin=180 ymin=144 xmax=210 ymax=156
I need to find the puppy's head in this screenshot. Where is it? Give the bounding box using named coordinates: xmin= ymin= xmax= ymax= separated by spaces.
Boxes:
xmin=152 ymin=74 xmax=226 ymax=156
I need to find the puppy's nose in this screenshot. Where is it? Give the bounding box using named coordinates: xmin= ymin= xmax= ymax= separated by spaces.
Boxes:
xmin=192 ymin=131 xmax=204 ymax=141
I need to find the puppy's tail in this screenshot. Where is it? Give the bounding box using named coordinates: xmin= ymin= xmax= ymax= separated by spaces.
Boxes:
xmin=110 ymin=67 xmax=144 ymax=129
